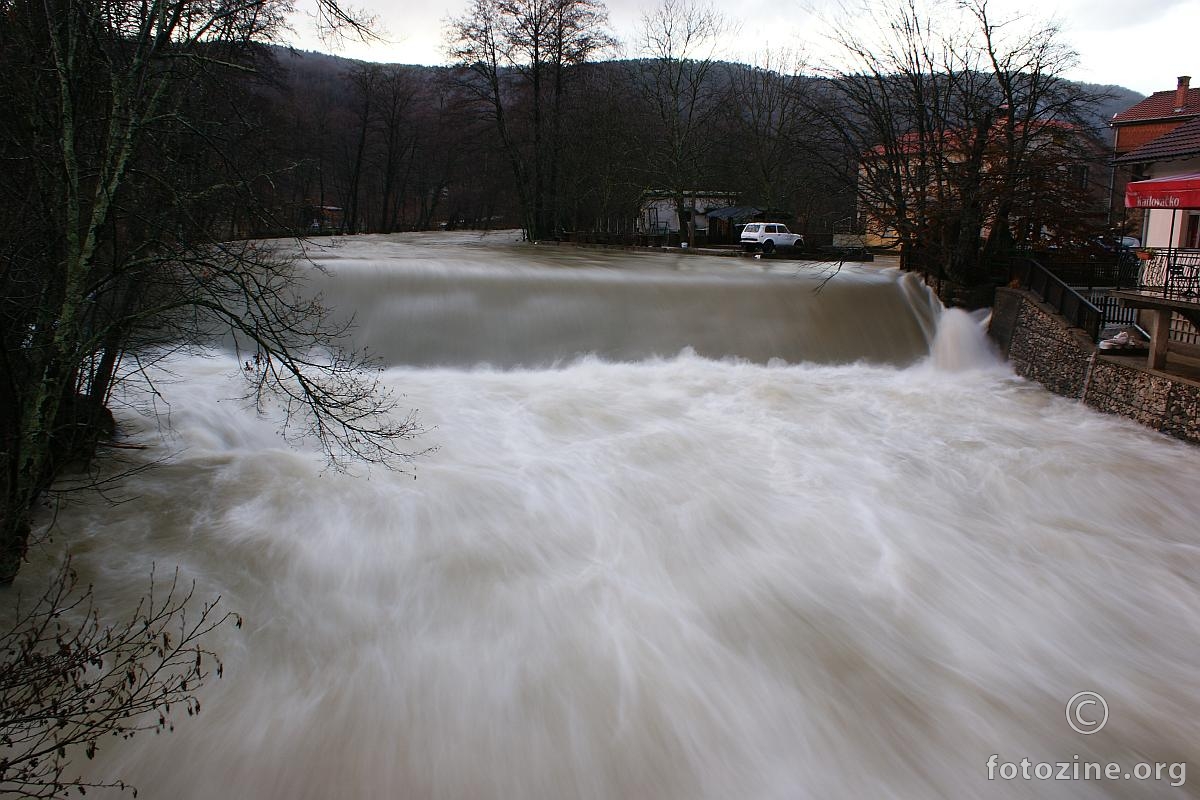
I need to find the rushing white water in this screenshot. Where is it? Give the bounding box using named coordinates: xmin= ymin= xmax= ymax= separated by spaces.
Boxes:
xmin=10 ymin=233 xmax=1200 ymax=799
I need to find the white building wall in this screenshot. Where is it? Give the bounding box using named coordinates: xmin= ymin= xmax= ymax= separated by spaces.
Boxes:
xmin=1143 ymin=209 xmax=1199 ymax=247
xmin=640 ymin=195 xmax=736 ymax=233
xmin=1142 ymin=157 xmax=1200 ymax=247
xmin=1147 ymin=156 xmax=1200 ymax=179
xmin=642 ymin=199 xmax=678 ymax=232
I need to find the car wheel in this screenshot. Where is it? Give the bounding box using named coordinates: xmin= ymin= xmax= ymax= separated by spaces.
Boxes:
xmin=762 ymin=240 xmax=775 ymax=255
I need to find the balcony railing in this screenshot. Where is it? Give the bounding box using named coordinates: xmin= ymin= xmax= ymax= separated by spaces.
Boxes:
xmin=1133 ymin=249 xmax=1200 ymax=347
xmin=1139 ymin=248 xmax=1200 ymax=301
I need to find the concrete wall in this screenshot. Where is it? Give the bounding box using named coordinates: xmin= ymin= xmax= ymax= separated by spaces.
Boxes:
xmin=990 ymin=287 xmax=1200 ymax=444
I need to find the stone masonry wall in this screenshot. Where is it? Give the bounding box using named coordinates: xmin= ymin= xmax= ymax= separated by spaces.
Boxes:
xmin=989 ymin=287 xmax=1200 ymax=444
xmin=991 ymin=288 xmax=1092 ymax=398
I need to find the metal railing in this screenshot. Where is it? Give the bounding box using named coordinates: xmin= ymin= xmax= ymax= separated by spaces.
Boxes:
xmin=1133 ymin=249 xmax=1200 ymax=346
xmin=1139 ymin=248 xmax=1200 ymax=300
xmin=1043 ymin=259 xmax=1140 ymax=291
xmin=1016 ymin=248 xmax=1141 ymax=291
xmin=1009 ymin=257 xmax=1104 ymax=341
xmin=1085 ymin=290 xmax=1140 ymax=328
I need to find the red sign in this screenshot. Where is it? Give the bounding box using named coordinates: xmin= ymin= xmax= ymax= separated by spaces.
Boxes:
xmin=1125 ymin=173 xmax=1200 ymax=209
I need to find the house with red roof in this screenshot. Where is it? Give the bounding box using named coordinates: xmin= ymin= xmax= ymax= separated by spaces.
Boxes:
xmin=1110 ymin=76 xmax=1200 ymax=249
xmin=1107 ymin=75 xmax=1200 ymax=366
xmin=857 ymin=118 xmax=1105 ymax=251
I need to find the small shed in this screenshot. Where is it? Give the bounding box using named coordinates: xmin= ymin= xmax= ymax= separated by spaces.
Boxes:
xmin=704 ymin=206 xmax=762 ymax=244
xmin=637 ymin=191 xmax=739 ymax=239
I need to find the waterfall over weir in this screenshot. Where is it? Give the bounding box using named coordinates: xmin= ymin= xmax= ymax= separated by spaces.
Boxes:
xmin=306 ymin=231 xmax=942 ymax=368
xmin=11 ymin=232 xmax=1200 ymax=799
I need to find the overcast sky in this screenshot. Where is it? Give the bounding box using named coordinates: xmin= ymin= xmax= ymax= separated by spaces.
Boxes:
xmin=287 ymin=0 xmax=1197 ymax=96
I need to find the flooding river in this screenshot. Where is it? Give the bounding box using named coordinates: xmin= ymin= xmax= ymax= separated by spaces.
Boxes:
xmin=10 ymin=231 xmax=1200 ymax=798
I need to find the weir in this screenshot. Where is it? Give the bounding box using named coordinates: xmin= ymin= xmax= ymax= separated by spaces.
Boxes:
xmin=11 ymin=232 xmax=1200 ymax=800
xmin=304 ymin=232 xmax=940 ymax=368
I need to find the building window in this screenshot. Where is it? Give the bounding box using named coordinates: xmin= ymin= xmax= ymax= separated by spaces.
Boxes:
xmin=1069 ymin=164 xmax=1089 ymax=189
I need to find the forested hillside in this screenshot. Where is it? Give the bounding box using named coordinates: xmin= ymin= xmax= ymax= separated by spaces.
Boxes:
xmin=212 ymin=44 xmax=1146 ymax=242
xmin=226 ymin=47 xmax=852 ymax=237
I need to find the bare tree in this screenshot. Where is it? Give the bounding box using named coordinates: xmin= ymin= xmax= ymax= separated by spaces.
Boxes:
xmin=815 ymin=0 xmax=1105 ymax=289
xmin=343 ymin=64 xmax=383 ymax=235
xmin=723 ymin=49 xmax=845 ymax=226
xmin=815 ymin=0 xmax=961 ymax=272
xmin=447 ymin=0 xmax=614 ymax=240
xmin=0 ymin=0 xmax=410 ymax=584
xmin=632 ymin=0 xmax=730 ymax=247
xmin=556 ymin=62 xmax=647 ymax=232
xmin=0 ymin=0 xmax=417 ymax=790
xmin=1 ymin=562 xmax=239 ymax=798
xmin=729 ymin=52 xmax=803 ymax=211
xmin=964 ymin=0 xmax=1107 ymax=262
xmin=376 ymin=68 xmax=418 ymax=233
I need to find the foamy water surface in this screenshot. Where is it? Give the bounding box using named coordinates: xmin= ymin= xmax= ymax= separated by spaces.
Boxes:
xmin=10 ymin=233 xmax=1200 ymax=799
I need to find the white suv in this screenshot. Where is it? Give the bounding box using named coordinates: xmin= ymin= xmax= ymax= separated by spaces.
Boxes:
xmin=739 ymin=223 xmax=803 ymax=254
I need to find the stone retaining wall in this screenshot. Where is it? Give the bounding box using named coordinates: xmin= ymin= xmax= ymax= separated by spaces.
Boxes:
xmin=990 ymin=287 xmax=1200 ymax=444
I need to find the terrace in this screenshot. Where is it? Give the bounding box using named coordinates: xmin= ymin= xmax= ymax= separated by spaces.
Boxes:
xmin=1111 ymin=248 xmax=1200 ymax=370
xmin=1110 ymin=172 xmax=1200 ymax=371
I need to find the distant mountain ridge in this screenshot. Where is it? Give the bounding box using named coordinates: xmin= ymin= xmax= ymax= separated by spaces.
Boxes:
xmin=271 ymin=46 xmax=1145 ymax=134
xmin=1078 ymin=82 xmax=1146 ymax=130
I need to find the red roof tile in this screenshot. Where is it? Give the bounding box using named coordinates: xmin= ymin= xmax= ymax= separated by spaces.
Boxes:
xmin=1114 ymin=116 xmax=1200 ymax=163
xmin=1112 ymin=88 xmax=1200 ymax=123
